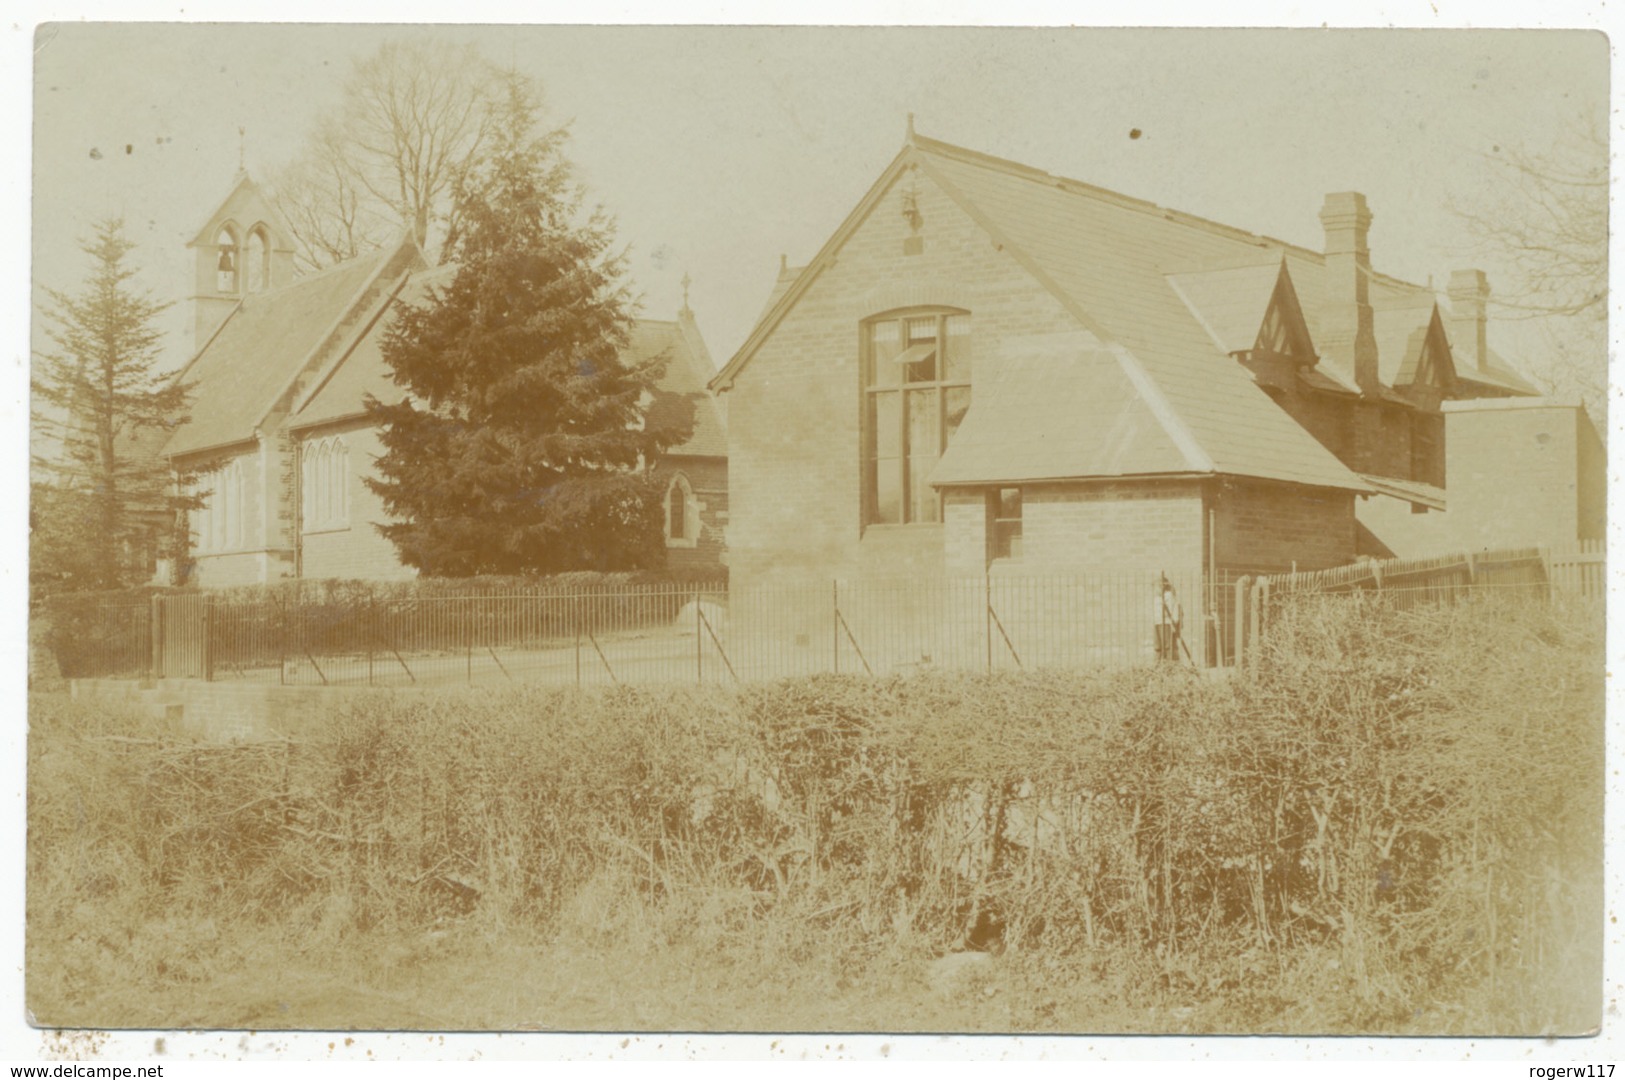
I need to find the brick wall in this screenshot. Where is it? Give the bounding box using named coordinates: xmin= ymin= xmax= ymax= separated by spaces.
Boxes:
xmin=943 ymin=481 xmax=1207 ymax=576
xmin=724 ymin=163 xmax=1097 ymax=587
xmin=654 ymin=455 xmax=729 ymax=576
xmin=1437 ymin=400 xmax=1585 ymax=551
xmin=1211 ymin=478 xmax=1354 ymax=572
xmin=299 ymin=421 xmax=418 ymax=582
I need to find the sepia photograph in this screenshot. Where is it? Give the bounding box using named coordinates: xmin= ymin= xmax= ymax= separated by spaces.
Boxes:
xmin=19 ymin=15 xmax=1612 ymax=1052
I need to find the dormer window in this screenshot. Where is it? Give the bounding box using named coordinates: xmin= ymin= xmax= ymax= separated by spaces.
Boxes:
xmin=215 ymin=227 xmax=239 ymax=293
xmin=862 ymin=309 xmax=972 ymax=526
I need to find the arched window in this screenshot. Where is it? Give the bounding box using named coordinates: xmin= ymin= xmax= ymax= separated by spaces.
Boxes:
xmin=221 ymin=459 xmax=242 ymax=549
xmin=244 ymin=226 xmax=270 ymax=293
xmin=215 ymin=226 xmax=239 ymax=293
xmin=302 ymin=437 xmax=350 ymax=532
xmin=862 ymin=309 xmax=973 ymax=526
xmin=665 ymin=472 xmax=697 ymax=547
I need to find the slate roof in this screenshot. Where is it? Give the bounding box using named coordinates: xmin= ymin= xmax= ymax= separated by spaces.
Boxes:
xmin=1360 ymin=473 xmax=1446 ymax=511
xmin=914 ymin=138 xmax=1366 ymax=492
xmin=163 ymin=248 xmax=395 ymax=457
xmin=290 ymin=267 xmax=726 ymax=459
xmin=1164 ymin=262 xmax=1283 ymax=355
xmin=932 ymin=344 xmax=1185 ymax=486
xmin=634 ymin=319 xmax=728 ymax=458
xmin=716 ymin=133 xmax=1540 ymax=496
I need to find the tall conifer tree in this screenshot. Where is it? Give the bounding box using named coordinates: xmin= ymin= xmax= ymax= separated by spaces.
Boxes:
xmin=32 ymin=219 xmax=192 ymax=594
xmin=365 ymin=73 xmax=688 ymax=576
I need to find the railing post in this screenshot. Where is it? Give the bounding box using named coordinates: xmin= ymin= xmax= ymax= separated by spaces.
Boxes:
xmin=367 ymin=596 xmax=375 ymax=687
xmin=202 ymin=598 xmax=215 ymax=682
xmin=832 ymin=580 xmax=839 ymax=675
xmin=466 ymin=598 xmax=474 ymax=686
xmin=150 ymin=595 xmax=163 ymax=680
xmin=985 ymin=569 xmax=993 ymax=671
xmin=696 ymin=587 xmax=703 ymax=685
xmin=574 ymin=598 xmax=582 ymax=688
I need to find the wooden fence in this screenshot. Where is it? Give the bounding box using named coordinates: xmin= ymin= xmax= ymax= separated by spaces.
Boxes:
xmin=1231 ymin=543 xmax=1604 ymax=666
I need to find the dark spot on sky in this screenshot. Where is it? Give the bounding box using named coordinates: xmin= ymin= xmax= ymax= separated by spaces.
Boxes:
xmin=125 ymin=144 xmax=133 ymax=155
xmin=88 ymin=147 xmax=101 ymax=160
xmin=1129 ymin=128 xmax=1142 ymax=140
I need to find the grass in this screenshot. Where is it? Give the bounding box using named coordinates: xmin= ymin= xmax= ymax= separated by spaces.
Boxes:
xmin=26 ymin=592 xmax=1604 ymax=1034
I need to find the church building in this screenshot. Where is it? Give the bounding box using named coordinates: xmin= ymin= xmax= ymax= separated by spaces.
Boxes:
xmin=156 ymin=173 xmax=727 ymax=586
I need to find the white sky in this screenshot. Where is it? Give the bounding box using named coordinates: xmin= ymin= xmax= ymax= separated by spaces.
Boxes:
xmin=28 ymin=24 xmax=1607 ymax=375
xmin=6 ymin=3 xmax=1624 ymax=1069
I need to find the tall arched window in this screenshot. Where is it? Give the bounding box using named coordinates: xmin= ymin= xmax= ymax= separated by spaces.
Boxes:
xmin=862 ymin=309 xmax=973 ymax=525
xmin=244 ymin=226 xmax=270 ymax=293
xmin=302 ymin=437 xmax=351 ymax=532
xmin=194 ymin=460 xmax=244 ymax=554
xmin=665 ymin=472 xmax=697 ymax=547
xmin=215 ymin=226 xmax=239 ymax=293
xmin=221 ymin=459 xmax=243 ymax=549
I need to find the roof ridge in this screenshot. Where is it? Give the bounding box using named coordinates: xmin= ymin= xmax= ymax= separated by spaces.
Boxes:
xmin=913 ymin=132 xmax=1444 ymax=298
xmin=912 ymin=133 xmax=1308 ymax=258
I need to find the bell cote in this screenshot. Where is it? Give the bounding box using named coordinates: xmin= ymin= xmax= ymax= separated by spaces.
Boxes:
xmin=186 ymin=171 xmax=296 ymax=352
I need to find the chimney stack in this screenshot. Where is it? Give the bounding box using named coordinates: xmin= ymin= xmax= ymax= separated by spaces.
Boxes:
xmin=1447 ymin=269 xmax=1491 ymax=373
xmin=1318 ymin=192 xmax=1381 ymax=394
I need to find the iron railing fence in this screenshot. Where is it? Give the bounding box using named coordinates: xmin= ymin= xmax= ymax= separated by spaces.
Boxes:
xmin=48 ymin=602 xmax=152 ymax=680
xmin=54 ymin=546 xmax=1599 ymax=685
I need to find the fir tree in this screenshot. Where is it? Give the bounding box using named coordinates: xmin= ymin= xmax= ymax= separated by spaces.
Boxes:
xmin=365 ymin=73 xmax=689 ymax=576
xmin=32 ymin=219 xmax=192 ymax=595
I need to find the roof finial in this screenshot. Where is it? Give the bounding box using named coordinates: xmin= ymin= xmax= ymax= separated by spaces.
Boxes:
xmin=237 ymin=126 xmax=246 ymax=173
xmin=680 ymin=271 xmax=692 ymax=314
xmin=906 ymin=111 xmax=916 ymax=143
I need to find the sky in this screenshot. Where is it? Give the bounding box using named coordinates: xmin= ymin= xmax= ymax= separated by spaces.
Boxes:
xmin=27 ymin=24 xmax=1608 ymax=378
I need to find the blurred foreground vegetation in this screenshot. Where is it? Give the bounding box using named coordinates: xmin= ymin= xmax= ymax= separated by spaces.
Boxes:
xmin=28 ymin=593 xmax=1602 ymax=1034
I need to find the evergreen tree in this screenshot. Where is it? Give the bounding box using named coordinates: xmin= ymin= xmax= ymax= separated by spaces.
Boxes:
xmin=32 ymin=219 xmax=192 ymax=595
xmin=365 ymin=73 xmax=689 ymax=576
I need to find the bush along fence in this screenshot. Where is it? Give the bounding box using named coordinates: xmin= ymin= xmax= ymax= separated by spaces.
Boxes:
xmin=1229 ymin=543 xmax=1601 ymax=668
xmin=54 ymin=570 xmax=1234 ymax=685
xmin=28 ymin=593 xmax=1604 ymax=1032
xmin=45 ymin=543 xmax=1600 ymax=686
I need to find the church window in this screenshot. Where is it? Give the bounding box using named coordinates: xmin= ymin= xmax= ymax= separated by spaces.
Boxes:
xmin=863 ymin=309 xmax=972 ymax=526
xmin=302 ymin=437 xmax=350 ymax=532
xmin=665 ymin=472 xmax=697 ymax=547
xmin=194 ymin=459 xmax=244 ymax=554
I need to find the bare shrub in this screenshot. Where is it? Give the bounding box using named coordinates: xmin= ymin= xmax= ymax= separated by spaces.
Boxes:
xmin=27 ymin=593 xmax=1602 ymax=1032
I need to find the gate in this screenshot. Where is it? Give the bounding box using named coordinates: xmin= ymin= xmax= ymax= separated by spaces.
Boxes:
xmin=153 ymin=594 xmax=210 ymax=679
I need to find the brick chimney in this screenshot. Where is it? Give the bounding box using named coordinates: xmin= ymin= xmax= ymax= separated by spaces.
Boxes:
xmin=1318 ymin=192 xmax=1381 ymax=393
xmin=1447 ymin=269 xmax=1490 ymax=373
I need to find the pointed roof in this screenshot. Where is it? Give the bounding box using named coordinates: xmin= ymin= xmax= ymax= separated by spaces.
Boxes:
xmin=163 ymin=243 xmax=404 ymax=458
xmin=714 ymin=132 xmax=1366 ymax=492
xmin=187 ymin=170 xmax=295 ymax=249
xmin=288 ymin=266 xmax=727 ymax=459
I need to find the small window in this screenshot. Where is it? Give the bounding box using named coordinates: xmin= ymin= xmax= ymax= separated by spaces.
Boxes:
xmin=669 ymin=481 xmax=687 ymax=540
xmin=988 ymin=487 xmax=1023 ymax=562
xmin=665 ymin=472 xmax=697 ymax=547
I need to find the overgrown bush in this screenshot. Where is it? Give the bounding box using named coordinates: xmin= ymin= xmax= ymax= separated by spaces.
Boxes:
xmin=28 ymin=592 xmax=1602 ymax=1033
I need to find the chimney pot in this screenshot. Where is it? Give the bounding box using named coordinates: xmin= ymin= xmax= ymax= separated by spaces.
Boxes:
xmin=1447 ymin=269 xmax=1491 ymax=373
xmin=1318 ymin=192 xmax=1380 ymax=393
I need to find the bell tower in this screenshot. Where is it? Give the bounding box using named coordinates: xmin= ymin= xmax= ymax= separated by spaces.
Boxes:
xmin=186 ymin=170 xmax=296 ymax=353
